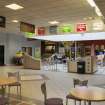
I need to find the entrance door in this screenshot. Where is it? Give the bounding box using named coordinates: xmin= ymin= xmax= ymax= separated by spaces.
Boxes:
xmin=0 ymin=45 xmax=4 ymax=65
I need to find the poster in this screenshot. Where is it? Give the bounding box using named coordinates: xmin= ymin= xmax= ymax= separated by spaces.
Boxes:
xmin=34 ymin=47 xmax=41 ymax=60
xmin=59 ymin=24 xmax=73 ymax=33
xmin=37 ymin=27 xmax=45 ymax=35
xmin=49 ymin=25 xmax=58 ymax=34
xmin=76 ymin=23 xmax=86 ymax=32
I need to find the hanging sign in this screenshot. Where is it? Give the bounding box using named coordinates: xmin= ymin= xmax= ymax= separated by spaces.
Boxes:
xmin=59 ymin=24 xmax=73 ymax=33
xmin=49 ymin=25 xmax=58 ymax=34
xmin=92 ymin=20 xmax=104 ymax=31
xmin=37 ymin=27 xmax=45 ymax=35
xmin=76 ymin=23 xmax=86 ymax=32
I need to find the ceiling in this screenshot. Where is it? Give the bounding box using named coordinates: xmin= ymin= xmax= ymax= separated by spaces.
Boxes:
xmin=95 ymin=0 xmax=105 ymax=21
xmin=0 ymin=0 xmax=102 ymax=33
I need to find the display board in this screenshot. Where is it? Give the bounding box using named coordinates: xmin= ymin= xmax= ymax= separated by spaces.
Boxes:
xmin=20 ymin=22 xmax=35 ymax=33
xmin=49 ymin=25 xmax=58 ymax=34
xmin=59 ymin=24 xmax=73 ymax=33
xmin=34 ymin=47 xmax=41 ymax=60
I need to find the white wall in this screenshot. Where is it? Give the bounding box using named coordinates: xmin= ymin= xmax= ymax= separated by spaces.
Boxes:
xmin=0 ymin=32 xmax=41 ymax=64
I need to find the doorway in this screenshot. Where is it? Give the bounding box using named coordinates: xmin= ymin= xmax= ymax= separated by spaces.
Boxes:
xmin=0 ymin=45 xmax=4 ymax=65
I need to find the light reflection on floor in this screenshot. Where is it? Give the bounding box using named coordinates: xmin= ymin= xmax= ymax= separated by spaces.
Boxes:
xmin=0 ymin=66 xmax=105 ymax=105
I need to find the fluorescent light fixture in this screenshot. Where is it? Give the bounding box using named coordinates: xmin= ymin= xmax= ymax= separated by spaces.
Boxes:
xmin=48 ymin=21 xmax=59 ymax=25
xmin=95 ymin=6 xmax=103 ymax=16
xmin=87 ymin=0 xmax=103 ymax=17
xmin=12 ymin=20 xmax=19 ymax=23
xmin=88 ymin=17 xmax=93 ymax=20
xmin=83 ymin=17 xmax=94 ymax=20
xmin=86 ymin=0 xmax=96 ymax=7
xmin=83 ymin=17 xmax=88 ymax=20
xmin=5 ymin=3 xmax=24 ymax=10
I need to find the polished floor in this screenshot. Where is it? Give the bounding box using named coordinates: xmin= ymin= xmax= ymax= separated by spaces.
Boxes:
xmin=0 ymin=66 xmax=105 ymax=105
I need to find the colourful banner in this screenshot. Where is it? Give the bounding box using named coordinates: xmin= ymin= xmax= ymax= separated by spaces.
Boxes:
xmin=59 ymin=24 xmax=73 ymax=33
xmin=34 ymin=47 xmax=41 ymax=60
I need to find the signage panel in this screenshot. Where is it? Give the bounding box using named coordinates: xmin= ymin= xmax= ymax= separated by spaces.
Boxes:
xmin=76 ymin=23 xmax=86 ymax=32
xmin=49 ymin=25 xmax=58 ymax=34
xmin=20 ymin=22 xmax=35 ymax=33
xmin=37 ymin=27 xmax=45 ymax=35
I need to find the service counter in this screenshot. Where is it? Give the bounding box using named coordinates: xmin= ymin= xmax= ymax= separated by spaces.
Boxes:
xmin=68 ymin=56 xmax=96 ymax=74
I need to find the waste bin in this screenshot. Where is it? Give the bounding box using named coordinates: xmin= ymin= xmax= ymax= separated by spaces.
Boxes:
xmin=77 ymin=61 xmax=85 ymax=74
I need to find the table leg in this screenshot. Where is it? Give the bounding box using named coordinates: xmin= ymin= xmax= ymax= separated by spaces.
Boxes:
xmin=66 ymin=98 xmax=68 ymax=105
xmin=1 ymin=86 xmax=6 ymax=96
xmin=88 ymin=101 xmax=91 ymax=105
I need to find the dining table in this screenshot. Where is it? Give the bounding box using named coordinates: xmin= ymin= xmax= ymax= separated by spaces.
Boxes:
xmin=69 ymin=86 xmax=105 ymax=105
xmin=0 ymin=77 xmax=16 ymax=86
xmin=0 ymin=77 xmax=17 ymax=95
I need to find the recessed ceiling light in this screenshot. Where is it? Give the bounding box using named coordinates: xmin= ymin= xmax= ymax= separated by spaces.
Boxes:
xmin=5 ymin=3 xmax=24 ymax=10
xmin=12 ymin=20 xmax=19 ymax=23
xmin=83 ymin=17 xmax=94 ymax=20
xmin=48 ymin=21 xmax=59 ymax=25
xmin=95 ymin=6 xmax=103 ymax=16
xmin=88 ymin=17 xmax=93 ymax=20
xmin=83 ymin=18 xmax=88 ymax=20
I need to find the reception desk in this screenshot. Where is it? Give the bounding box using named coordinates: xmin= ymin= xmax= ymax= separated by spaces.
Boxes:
xmin=68 ymin=56 xmax=96 ymax=74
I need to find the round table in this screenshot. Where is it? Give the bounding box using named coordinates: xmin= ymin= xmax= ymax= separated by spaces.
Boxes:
xmin=0 ymin=77 xmax=16 ymax=86
xmin=69 ymin=86 xmax=105 ymax=105
xmin=0 ymin=77 xmax=17 ymax=96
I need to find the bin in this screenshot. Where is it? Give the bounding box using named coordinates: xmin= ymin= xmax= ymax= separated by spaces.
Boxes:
xmin=77 ymin=61 xmax=85 ymax=74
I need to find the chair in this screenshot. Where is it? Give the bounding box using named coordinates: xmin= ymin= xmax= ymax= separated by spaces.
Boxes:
xmin=66 ymin=78 xmax=88 ymax=105
xmin=8 ymin=72 xmax=21 ymax=98
xmin=73 ymin=78 xmax=88 ymax=87
xmin=0 ymin=87 xmax=9 ymax=105
xmin=41 ymin=82 xmax=63 ymax=105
